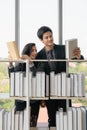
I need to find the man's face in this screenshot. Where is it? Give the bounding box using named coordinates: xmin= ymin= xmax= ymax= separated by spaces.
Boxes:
xmin=41 ymin=31 xmax=54 ymax=47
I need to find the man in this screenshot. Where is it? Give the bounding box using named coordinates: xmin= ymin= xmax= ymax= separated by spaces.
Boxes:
xmin=36 ymin=26 xmax=83 ymax=126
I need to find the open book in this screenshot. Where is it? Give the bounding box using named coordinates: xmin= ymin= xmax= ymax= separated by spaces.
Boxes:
xmin=65 ymin=38 xmax=78 ymax=59
xmin=7 ymin=41 xmax=20 ymax=60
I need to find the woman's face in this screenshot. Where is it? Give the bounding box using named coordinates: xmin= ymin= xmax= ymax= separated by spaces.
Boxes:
xmin=29 ymin=45 xmax=37 ymax=59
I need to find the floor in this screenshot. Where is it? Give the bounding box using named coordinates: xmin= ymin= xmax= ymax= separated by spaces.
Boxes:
xmin=37 ymin=103 xmax=82 ymax=127
xmin=37 ymin=106 xmax=48 ymax=127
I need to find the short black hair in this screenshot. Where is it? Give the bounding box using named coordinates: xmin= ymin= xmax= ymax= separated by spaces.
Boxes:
xmin=37 ymin=26 xmax=53 ymax=40
xmin=22 ymin=43 xmax=35 ymax=56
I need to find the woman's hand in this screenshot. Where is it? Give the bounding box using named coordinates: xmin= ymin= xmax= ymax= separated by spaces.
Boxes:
xmin=8 ymin=52 xmax=13 ymax=67
xmin=21 ymin=55 xmax=33 ymax=64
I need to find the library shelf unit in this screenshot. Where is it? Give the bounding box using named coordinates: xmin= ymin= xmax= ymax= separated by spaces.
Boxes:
xmin=0 ymin=58 xmax=87 ymax=130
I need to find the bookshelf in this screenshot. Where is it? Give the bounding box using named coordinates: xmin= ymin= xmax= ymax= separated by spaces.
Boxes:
xmin=0 ymin=59 xmax=87 ymax=130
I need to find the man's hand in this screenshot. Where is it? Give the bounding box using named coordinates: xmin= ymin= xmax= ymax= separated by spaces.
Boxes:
xmin=73 ymin=47 xmax=81 ymax=59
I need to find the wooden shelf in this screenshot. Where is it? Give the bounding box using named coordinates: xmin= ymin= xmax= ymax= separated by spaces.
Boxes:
xmin=9 ymin=95 xmax=87 ymax=101
xmin=50 ymin=95 xmax=87 ymax=100
xmin=10 ymin=96 xmax=49 ymax=101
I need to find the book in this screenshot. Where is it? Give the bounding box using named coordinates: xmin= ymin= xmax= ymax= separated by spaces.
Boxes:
xmin=7 ymin=41 xmax=20 ymax=60
xmin=15 ymin=111 xmax=20 ymax=130
xmin=59 ymin=108 xmax=63 ymax=130
xmin=56 ymin=108 xmax=63 ymax=130
xmin=0 ymin=108 xmax=6 ymax=130
xmin=15 ymin=72 xmax=20 ymax=96
xmin=45 ymin=74 xmax=49 ymax=97
xmin=70 ymin=73 xmax=74 ymax=96
xmin=85 ymin=106 xmax=87 ymax=130
xmin=41 ymin=72 xmax=45 ymax=97
xmin=23 ymin=76 xmax=27 ymax=96
xmin=66 ymin=76 xmax=71 ymax=96
xmin=11 ymin=106 xmax=15 ymax=130
xmin=19 ymin=111 xmax=24 ymax=130
xmin=72 ymin=107 xmax=77 ymax=130
xmin=24 ymin=108 xmax=30 ymax=130
xmin=65 ymin=38 xmax=78 ymax=59
xmin=32 ymin=77 xmax=36 ymax=97
xmin=7 ymin=111 xmax=12 ymax=130
xmin=55 ymin=74 xmax=58 ymax=96
xmin=57 ymin=73 xmax=62 ymax=96
xmin=67 ymin=107 xmax=73 ymax=130
xmin=50 ymin=71 xmax=55 ymax=96
xmin=77 ymin=72 xmax=85 ymax=97
xmin=77 ymin=107 xmax=82 ymax=130
xmin=63 ymin=112 xmax=67 ymax=130
xmin=61 ymin=72 xmax=66 ymax=96
xmin=36 ymin=72 xmax=42 ymax=97
xmin=80 ymin=106 xmax=86 ymax=130
xmin=10 ymin=72 xmax=15 ymax=96
xmin=19 ymin=72 xmax=24 ymax=97
xmin=4 ymin=111 xmax=8 ymax=130
xmin=56 ymin=111 xmax=60 ymax=130
xmin=28 ymin=72 xmax=32 ymax=97
xmin=73 ymin=73 xmax=78 ymax=96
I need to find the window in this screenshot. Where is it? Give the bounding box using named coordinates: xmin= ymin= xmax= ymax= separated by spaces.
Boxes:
xmin=20 ymin=0 xmax=58 ymax=52
xmin=0 ymin=0 xmax=15 ymax=58
xmin=0 ymin=1 xmax=15 ymax=110
xmin=63 ymin=0 xmax=87 ymax=58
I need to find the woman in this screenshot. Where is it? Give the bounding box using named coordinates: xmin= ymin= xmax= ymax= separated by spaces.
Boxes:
xmin=8 ymin=43 xmax=41 ymax=126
